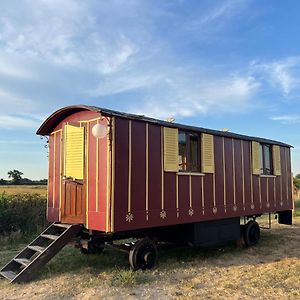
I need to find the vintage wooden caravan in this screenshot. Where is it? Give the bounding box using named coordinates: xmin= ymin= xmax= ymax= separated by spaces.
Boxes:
xmin=0 ymin=105 xmax=294 ymax=282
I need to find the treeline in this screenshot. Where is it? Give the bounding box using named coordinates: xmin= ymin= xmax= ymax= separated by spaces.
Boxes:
xmin=0 ymin=178 xmax=47 ymax=185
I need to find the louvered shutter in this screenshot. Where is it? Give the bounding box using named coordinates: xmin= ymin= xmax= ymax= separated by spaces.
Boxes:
xmin=163 ymin=127 xmax=179 ymax=172
xmin=251 ymin=141 xmax=260 ymax=175
xmin=201 ymin=133 xmax=215 ymax=173
xmin=64 ymin=124 xmax=85 ymax=179
xmin=273 ymin=145 xmax=281 ymax=176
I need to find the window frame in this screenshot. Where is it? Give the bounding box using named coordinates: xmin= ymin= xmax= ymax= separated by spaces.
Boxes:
xmin=178 ymin=130 xmax=201 ymax=173
xmin=260 ymin=143 xmax=273 ymax=175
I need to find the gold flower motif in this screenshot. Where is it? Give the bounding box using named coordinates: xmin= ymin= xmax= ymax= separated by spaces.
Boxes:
xmin=126 ymin=212 xmax=134 ymax=222
xmin=188 ymin=208 xmax=194 ymax=216
xmin=160 ymin=210 xmax=167 ymax=219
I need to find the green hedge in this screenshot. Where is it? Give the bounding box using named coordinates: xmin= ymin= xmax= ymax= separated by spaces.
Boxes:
xmin=0 ymin=193 xmax=47 ymax=236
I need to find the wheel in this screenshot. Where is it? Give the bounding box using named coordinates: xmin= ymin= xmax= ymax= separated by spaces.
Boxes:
xmin=80 ymin=241 xmax=104 ymax=255
xmin=243 ymin=220 xmax=260 ymax=247
xmin=129 ymin=238 xmax=158 ymax=270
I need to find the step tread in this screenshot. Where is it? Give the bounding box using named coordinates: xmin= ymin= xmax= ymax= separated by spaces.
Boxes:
xmin=14 ymin=258 xmax=31 ymax=266
xmin=28 ymin=245 xmax=45 ymax=252
xmin=0 ymin=270 xmax=17 ymax=281
xmin=54 ymin=223 xmax=72 ymax=229
xmin=41 ymin=234 xmax=60 ymax=240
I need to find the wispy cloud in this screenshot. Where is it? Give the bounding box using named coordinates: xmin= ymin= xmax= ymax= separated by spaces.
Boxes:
xmin=129 ymin=73 xmax=259 ymax=118
xmin=251 ymin=56 xmax=300 ymax=97
xmin=270 ymin=115 xmax=300 ymax=124
xmin=0 ymin=115 xmax=40 ymax=130
xmin=0 ymin=140 xmax=40 ymax=144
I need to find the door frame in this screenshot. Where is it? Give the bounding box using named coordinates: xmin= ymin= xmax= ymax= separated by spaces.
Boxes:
xmin=60 ymin=122 xmax=87 ymax=224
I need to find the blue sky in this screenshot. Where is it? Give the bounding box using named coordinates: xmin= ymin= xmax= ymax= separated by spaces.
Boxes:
xmin=0 ymin=0 xmax=300 ymax=179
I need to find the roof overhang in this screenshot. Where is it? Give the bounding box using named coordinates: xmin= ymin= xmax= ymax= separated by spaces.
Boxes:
xmin=36 ymin=105 xmax=100 ymax=135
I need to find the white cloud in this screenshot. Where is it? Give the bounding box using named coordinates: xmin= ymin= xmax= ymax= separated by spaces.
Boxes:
xmin=270 ymin=115 xmax=300 ymax=124
xmin=0 ymin=140 xmax=40 ymax=144
xmin=0 ymin=115 xmax=40 ymax=130
xmin=251 ymin=57 xmax=300 ymax=97
xmin=129 ymin=74 xmax=260 ymax=119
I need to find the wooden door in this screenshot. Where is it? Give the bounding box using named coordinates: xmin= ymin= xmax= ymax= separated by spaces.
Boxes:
xmin=61 ymin=179 xmax=86 ymax=223
xmin=61 ymin=123 xmax=86 ymax=224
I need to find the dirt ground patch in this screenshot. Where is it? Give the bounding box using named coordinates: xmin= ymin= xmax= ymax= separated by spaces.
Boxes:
xmin=0 ymin=219 xmax=299 ymax=299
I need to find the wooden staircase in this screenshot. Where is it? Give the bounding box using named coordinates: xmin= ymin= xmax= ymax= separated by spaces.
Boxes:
xmin=0 ymin=222 xmax=81 ymax=283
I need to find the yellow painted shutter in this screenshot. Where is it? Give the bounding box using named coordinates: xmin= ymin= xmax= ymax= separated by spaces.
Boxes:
xmin=201 ymin=133 xmax=215 ymax=173
xmin=163 ymin=127 xmax=179 ymax=172
xmin=273 ymin=145 xmax=281 ymax=176
xmin=251 ymin=141 xmax=260 ymax=175
xmin=64 ymin=124 xmax=85 ymax=179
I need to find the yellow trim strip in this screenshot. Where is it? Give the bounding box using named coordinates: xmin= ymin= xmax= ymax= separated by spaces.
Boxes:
xmin=241 ymin=140 xmax=245 ymax=210
xmin=145 ymin=123 xmax=149 ymax=220
xmin=177 ymin=172 xmax=205 ymax=176
xmin=106 ymin=121 xmax=110 ymax=231
xmin=53 ymin=132 xmax=56 ymax=209
xmin=96 ymin=120 xmax=99 ymax=212
xmin=86 ymin=123 xmax=89 ymax=226
xmin=250 ymin=142 xmax=254 ymax=209
xmin=128 ymin=121 xmax=132 ymax=213
xmin=51 ymin=129 xmax=62 ymax=135
xmin=161 ymin=127 xmax=164 ymax=210
xmin=176 ymin=174 xmax=179 ymax=217
xmin=285 ymin=147 xmax=289 ymax=203
xmin=79 ymin=117 xmax=102 ymax=124
xmin=201 ymin=176 xmax=204 ymax=215
xmin=222 ymin=137 xmax=226 ymax=212
xmin=274 ymin=176 xmax=276 ymax=207
xmin=259 ymin=176 xmax=262 ymax=208
xmin=232 ymin=139 xmax=236 ymax=210
xmin=59 ymin=131 xmax=62 ymax=220
xmin=280 ymin=162 xmax=283 ymax=205
xmin=213 ymin=172 xmax=216 ymax=209
xmin=266 ymin=176 xmax=269 ymax=207
xmin=189 ymin=175 xmax=192 ymax=208
xmin=110 ymin=117 xmax=115 ymax=231
xmin=47 ymin=136 xmax=51 ymax=220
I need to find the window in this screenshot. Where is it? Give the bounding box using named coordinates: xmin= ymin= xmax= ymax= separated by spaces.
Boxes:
xmin=178 ymin=131 xmax=200 ymax=172
xmin=260 ymin=143 xmax=273 ymax=175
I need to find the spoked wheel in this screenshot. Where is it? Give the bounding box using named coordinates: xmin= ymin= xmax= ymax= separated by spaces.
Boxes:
xmin=243 ymin=220 xmax=260 ymax=247
xmin=129 ymin=238 xmax=158 ymax=270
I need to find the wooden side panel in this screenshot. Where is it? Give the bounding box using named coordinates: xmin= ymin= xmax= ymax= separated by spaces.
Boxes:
xmin=54 ymin=132 xmax=61 ymax=213
xmin=113 ymin=118 xmax=129 ymax=231
xmin=88 ymin=121 xmax=97 ymax=213
xmin=214 ymin=136 xmax=225 ymax=213
xmin=234 ymin=139 xmax=243 ymax=212
xmin=243 ymin=141 xmax=252 ymax=211
xmin=178 ymin=175 xmax=190 ymax=219
xmin=109 ymin=116 xmax=293 ymax=233
xmin=280 ymin=146 xmax=287 ymax=208
xmin=147 ymin=124 xmax=163 ymax=226
xmin=224 ymin=138 xmax=234 ymax=212
xmin=47 ymin=135 xmax=54 ymax=221
xmin=131 ymin=121 xmax=146 ymax=224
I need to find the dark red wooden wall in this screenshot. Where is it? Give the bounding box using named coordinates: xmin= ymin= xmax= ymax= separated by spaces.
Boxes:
xmin=112 ymin=117 xmax=293 ymax=232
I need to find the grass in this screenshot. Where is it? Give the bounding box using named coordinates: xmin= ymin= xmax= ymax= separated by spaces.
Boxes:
xmin=0 ymin=219 xmax=299 ymax=299
xmin=0 ymin=185 xmax=47 ymax=196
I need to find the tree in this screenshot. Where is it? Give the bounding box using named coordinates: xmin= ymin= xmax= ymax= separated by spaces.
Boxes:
xmin=293 ymin=176 xmax=300 ymax=190
xmin=7 ymin=169 xmax=24 ymax=185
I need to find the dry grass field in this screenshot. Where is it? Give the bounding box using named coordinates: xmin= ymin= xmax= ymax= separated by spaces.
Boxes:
xmin=0 ymin=217 xmax=299 ymax=300
xmin=0 ymin=185 xmax=47 ymax=196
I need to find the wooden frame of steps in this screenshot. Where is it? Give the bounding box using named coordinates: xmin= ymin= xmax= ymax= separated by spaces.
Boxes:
xmin=0 ymin=223 xmax=81 ymax=283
